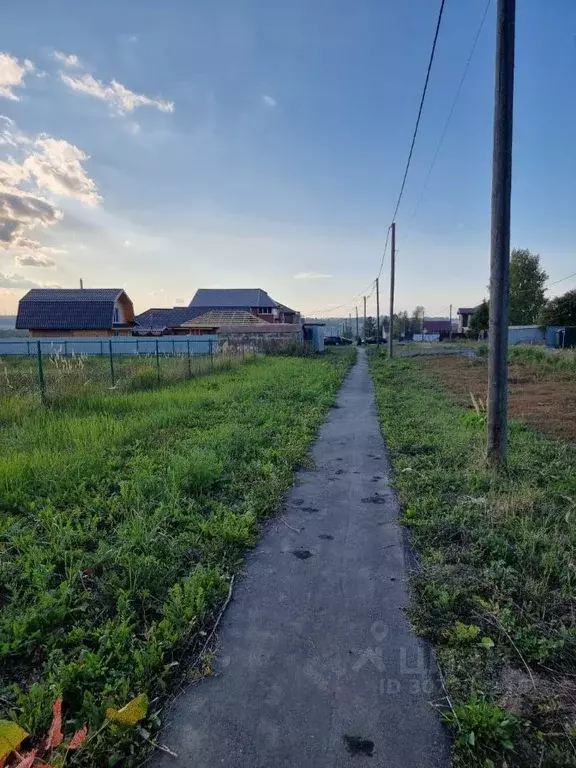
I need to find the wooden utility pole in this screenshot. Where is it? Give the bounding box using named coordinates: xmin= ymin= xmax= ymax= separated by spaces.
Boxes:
xmin=488 ymin=0 xmax=516 ymax=467
xmin=363 ymin=296 xmax=367 ymax=342
xmin=375 ymin=278 xmax=380 ymax=347
xmin=388 ymin=222 xmax=396 ymax=359
xmin=355 ymin=306 xmax=359 ymax=340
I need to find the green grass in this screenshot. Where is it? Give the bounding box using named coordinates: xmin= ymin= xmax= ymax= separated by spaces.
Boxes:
xmin=0 ymin=349 xmax=355 ymax=765
xmin=368 ymin=352 xmax=576 ymax=768
xmin=0 ymin=349 xmax=250 ymax=409
xmin=507 ymin=344 xmax=576 ymax=374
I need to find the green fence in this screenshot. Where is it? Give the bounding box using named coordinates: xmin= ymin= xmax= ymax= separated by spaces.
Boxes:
xmin=0 ymin=338 xmax=255 ymax=405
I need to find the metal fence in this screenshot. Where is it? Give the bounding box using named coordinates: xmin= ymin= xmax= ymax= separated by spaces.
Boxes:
xmin=0 ymin=335 xmax=256 ymax=405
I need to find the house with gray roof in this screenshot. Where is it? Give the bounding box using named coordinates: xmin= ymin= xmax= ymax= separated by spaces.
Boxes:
xmin=136 ymin=288 xmax=300 ymax=335
xmin=16 ymin=288 xmax=137 ymax=337
xmin=189 ymin=288 xmax=300 ymax=324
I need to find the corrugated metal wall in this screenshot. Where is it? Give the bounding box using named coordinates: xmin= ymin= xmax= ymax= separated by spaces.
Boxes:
xmin=0 ymin=335 xmax=219 ymax=356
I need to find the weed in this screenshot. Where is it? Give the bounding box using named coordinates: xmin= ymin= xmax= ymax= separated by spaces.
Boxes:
xmin=443 ymin=694 xmax=521 ymax=762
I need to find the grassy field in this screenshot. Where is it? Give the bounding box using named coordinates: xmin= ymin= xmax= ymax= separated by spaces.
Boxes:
xmin=0 ymin=348 xmax=250 ymax=407
xmin=0 ymin=349 xmax=355 ymax=766
xmin=416 ymin=345 xmax=576 ymax=441
xmin=368 ymin=351 xmax=576 ymax=768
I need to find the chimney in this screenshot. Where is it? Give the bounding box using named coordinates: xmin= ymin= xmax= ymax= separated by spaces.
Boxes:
xmin=79 ymin=278 xmax=84 ymax=289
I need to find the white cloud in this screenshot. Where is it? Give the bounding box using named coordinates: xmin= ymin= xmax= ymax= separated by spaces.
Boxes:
xmin=15 ymin=251 xmax=56 ymax=268
xmin=0 ymin=121 xmax=99 ymax=262
xmin=124 ymin=239 xmax=132 ymax=247
xmin=23 ymin=137 xmax=100 ymax=206
xmin=60 ymin=72 xmax=174 ymax=114
xmin=0 ymin=271 xmax=52 ymax=289
xmin=0 ymin=116 xmax=32 ymax=148
xmin=294 ymin=272 xmax=332 ymax=280
xmin=53 ymin=51 xmax=83 ymax=69
xmin=0 ymin=53 xmax=35 ymax=101
xmin=262 ymin=94 xmax=277 ymax=107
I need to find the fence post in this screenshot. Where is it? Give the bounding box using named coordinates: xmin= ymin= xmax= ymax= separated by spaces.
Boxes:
xmin=187 ymin=338 xmax=192 ymax=378
xmin=155 ymin=339 xmax=161 ymax=386
xmin=100 ymin=340 xmax=104 ymax=356
xmin=64 ymin=340 xmax=68 ymax=357
xmin=36 ymin=340 xmax=46 ymax=405
xmin=108 ymin=339 xmax=115 ymax=387
xmin=209 ymin=340 xmax=214 ymax=371
xmin=172 ymin=339 xmax=176 ymax=356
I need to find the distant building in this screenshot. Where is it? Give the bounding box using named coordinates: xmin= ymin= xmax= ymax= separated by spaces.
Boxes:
xmin=133 ymin=306 xmax=206 ymax=335
xmin=190 ymin=288 xmax=300 ymax=324
xmin=422 ymin=320 xmax=453 ymax=335
xmin=181 ymin=310 xmax=302 ymax=342
xmin=16 ymin=289 xmax=137 ymax=337
xmin=457 ymin=307 xmax=478 ymax=334
xmin=136 ymin=288 xmax=300 ymax=335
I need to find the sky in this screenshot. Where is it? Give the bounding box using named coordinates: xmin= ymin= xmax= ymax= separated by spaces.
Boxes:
xmin=0 ymin=0 xmax=574 ymax=318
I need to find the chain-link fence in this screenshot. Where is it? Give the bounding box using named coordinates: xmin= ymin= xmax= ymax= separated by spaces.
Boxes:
xmin=0 ymin=337 xmax=256 ymax=405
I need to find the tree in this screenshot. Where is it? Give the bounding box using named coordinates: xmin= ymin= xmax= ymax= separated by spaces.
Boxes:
xmin=410 ymin=305 xmax=424 ymax=334
xmin=539 ymin=289 xmax=576 ymax=327
xmin=397 ymin=310 xmax=409 ymax=338
xmin=509 ymin=248 xmax=548 ymax=325
xmin=363 ymin=316 xmax=376 ymax=338
xmin=469 ymin=299 xmax=489 ymax=335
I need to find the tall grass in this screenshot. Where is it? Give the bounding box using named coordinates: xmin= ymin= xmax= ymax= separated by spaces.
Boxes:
xmin=368 ymin=353 xmax=576 ymax=768
xmin=0 ymin=350 xmax=355 ymax=765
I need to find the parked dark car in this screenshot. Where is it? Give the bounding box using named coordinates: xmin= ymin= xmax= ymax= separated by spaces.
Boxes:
xmin=324 ymin=335 xmax=353 ymax=346
xmin=363 ymin=336 xmax=387 ymax=345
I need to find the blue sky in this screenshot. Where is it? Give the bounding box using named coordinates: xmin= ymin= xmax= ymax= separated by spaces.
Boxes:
xmin=0 ymin=0 xmax=574 ymax=317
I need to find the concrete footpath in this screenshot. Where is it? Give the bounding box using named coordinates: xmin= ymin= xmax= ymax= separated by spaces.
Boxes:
xmin=155 ymin=349 xmax=449 ymax=767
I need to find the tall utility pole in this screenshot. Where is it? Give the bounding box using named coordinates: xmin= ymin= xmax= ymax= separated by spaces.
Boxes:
xmin=449 ymin=303 xmax=453 ymax=340
xmin=375 ymin=278 xmax=380 ymax=348
xmin=363 ymin=296 xmax=367 ymax=342
xmin=355 ymin=306 xmax=359 ymax=340
xmin=488 ymin=0 xmax=516 ymax=467
xmin=388 ymin=222 xmax=396 ymax=359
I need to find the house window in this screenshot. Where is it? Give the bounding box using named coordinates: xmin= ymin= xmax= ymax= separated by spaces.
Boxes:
xmin=113 ymin=307 xmax=120 ymax=323
xmin=259 ymin=307 xmax=272 ymax=315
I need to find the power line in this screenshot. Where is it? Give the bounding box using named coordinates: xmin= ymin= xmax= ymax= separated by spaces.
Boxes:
xmin=548 ymin=270 xmax=576 ymax=288
xmin=407 ymin=0 xmax=492 ymax=228
xmin=305 ymin=280 xmax=375 ymax=316
xmin=307 ymin=0 xmax=448 ymax=314
xmin=377 ymin=226 xmax=391 ymax=279
xmin=390 ymin=0 xmax=447 ymax=225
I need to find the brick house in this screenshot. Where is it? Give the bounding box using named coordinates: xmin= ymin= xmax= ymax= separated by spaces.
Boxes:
xmin=135 ymin=288 xmax=301 ymax=335
xmin=189 ymin=289 xmax=300 ymax=324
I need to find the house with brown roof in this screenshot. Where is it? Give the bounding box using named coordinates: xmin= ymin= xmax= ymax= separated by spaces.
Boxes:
xmin=180 ymin=310 xmax=302 ymax=343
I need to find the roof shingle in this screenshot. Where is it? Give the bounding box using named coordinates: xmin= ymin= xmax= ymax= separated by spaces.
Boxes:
xmin=16 ymin=288 xmax=132 ymax=330
xmin=190 ymin=288 xmax=276 ymax=309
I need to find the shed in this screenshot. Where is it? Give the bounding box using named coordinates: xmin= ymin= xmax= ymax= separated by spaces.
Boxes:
xmin=508 ymin=325 xmax=545 ymax=345
xmin=303 ymin=322 xmax=325 ymax=352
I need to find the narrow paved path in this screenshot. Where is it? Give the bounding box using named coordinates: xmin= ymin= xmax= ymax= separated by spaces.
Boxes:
xmin=155 ymin=349 xmax=449 ymax=767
